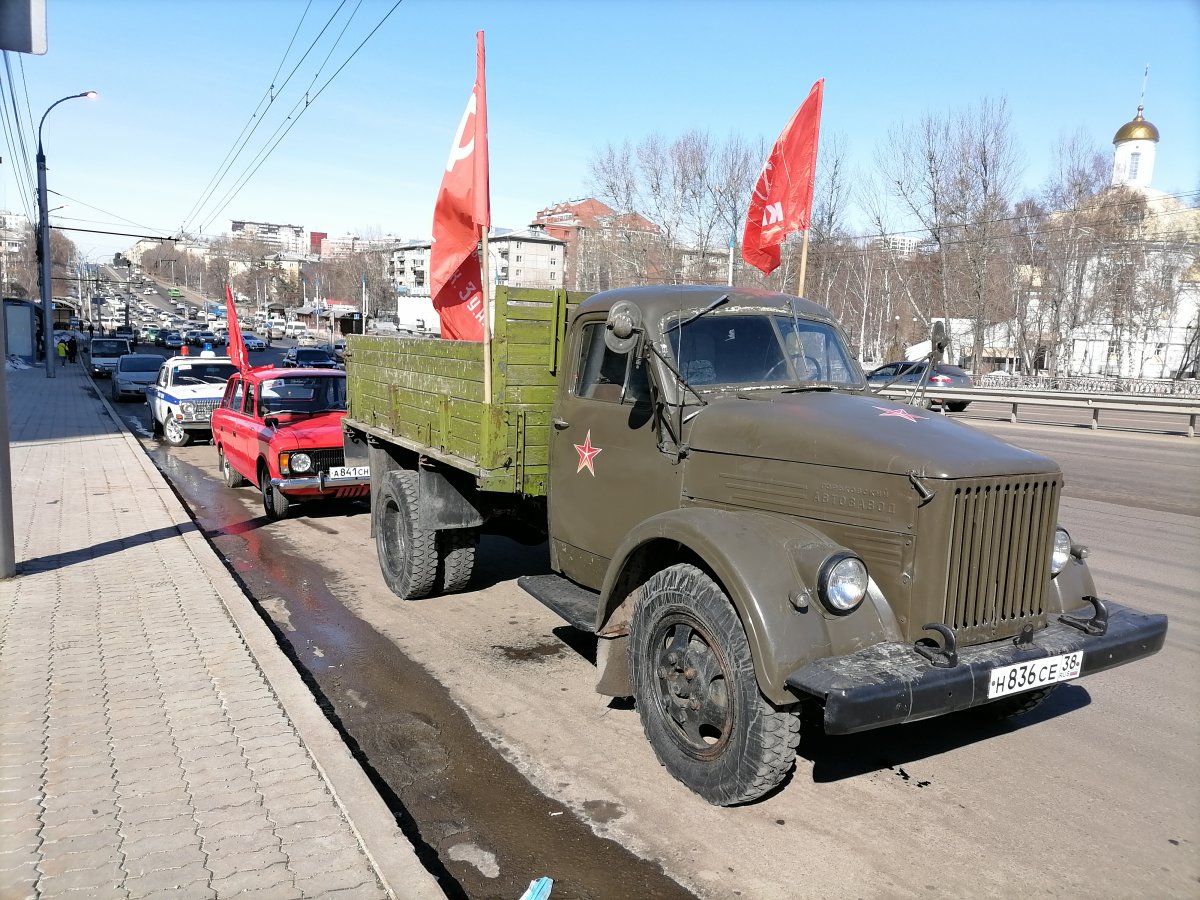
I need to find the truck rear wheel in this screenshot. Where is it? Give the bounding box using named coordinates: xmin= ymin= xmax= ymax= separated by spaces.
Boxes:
xmin=375 ymin=470 xmax=438 ymax=600
xmin=438 ymin=528 xmax=479 ymax=593
xmin=630 ymin=563 xmax=800 ymax=806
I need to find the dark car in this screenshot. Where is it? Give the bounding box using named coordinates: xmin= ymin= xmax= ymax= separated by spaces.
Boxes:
xmin=282 ymin=347 xmax=340 ymax=369
xmin=866 ymin=361 xmax=973 ymax=411
xmin=160 ymin=330 xmax=184 ymax=349
xmin=190 ymin=330 xmax=221 ymax=347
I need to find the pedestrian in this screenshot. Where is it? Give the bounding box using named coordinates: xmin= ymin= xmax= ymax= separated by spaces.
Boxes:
xmin=88 ymin=322 xmax=95 ymax=339
xmin=67 ymin=335 xmax=78 ymax=364
xmin=56 ymin=340 xmax=67 ymax=365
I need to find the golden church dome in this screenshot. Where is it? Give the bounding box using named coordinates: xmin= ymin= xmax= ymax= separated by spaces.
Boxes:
xmin=1113 ymin=105 xmax=1159 ymax=143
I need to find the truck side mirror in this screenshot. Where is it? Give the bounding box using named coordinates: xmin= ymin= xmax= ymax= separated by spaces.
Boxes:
xmin=931 ymin=320 xmax=948 ymax=355
xmin=604 ymin=300 xmax=643 ymax=354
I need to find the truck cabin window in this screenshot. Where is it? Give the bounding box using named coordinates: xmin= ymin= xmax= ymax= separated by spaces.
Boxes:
xmin=667 ymin=314 xmax=860 ymax=387
xmin=575 ymin=322 xmax=650 ymax=403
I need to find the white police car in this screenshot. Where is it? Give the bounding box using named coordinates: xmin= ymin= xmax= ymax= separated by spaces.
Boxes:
xmin=146 ymin=351 xmax=238 ymax=446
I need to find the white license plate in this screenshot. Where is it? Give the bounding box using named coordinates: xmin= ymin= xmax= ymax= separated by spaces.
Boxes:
xmin=987 ymin=651 xmax=1084 ymax=699
xmin=328 ymin=466 xmax=370 ymax=479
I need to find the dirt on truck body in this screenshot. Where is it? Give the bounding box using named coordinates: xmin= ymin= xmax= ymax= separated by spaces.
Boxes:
xmin=342 ymin=284 xmax=1168 ymax=806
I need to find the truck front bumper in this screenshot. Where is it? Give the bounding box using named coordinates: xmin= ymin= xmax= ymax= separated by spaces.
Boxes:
xmin=785 ymin=601 xmax=1167 ymax=734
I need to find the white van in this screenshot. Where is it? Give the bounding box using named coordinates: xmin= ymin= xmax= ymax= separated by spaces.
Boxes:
xmin=284 ymin=321 xmax=309 ymax=338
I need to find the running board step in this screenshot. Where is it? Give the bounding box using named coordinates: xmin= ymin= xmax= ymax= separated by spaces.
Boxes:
xmin=517 ymin=574 xmax=600 ymax=633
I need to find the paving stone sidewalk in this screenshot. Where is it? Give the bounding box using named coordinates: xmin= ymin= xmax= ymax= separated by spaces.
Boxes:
xmin=0 ymin=362 xmax=444 ymax=899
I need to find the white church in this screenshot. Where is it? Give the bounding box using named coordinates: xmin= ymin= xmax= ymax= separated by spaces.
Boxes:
xmin=1059 ymin=103 xmax=1200 ymax=379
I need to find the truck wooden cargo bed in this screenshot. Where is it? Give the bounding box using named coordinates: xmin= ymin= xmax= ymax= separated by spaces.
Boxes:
xmin=343 ymin=287 xmax=588 ymax=495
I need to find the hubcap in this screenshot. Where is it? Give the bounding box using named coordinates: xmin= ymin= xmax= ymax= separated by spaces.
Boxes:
xmin=164 ymin=419 xmax=184 ymax=442
xmin=650 ymin=615 xmax=733 ymax=758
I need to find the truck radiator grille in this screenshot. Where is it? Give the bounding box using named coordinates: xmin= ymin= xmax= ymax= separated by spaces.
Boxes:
xmin=943 ymin=476 xmax=1060 ymax=636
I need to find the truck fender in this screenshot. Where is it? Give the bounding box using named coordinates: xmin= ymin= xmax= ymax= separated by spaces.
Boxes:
xmin=594 ymin=508 xmax=902 ymax=705
xmin=1046 ymin=554 xmax=1097 ymax=615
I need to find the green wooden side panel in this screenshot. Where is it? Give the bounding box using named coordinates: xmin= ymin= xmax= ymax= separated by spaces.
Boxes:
xmin=345 ymin=286 xmax=589 ymax=496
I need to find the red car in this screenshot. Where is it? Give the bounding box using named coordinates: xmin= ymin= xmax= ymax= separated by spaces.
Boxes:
xmin=211 ymin=366 xmax=369 ymax=519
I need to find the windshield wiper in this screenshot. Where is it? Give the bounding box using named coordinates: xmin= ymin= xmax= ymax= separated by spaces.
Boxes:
xmin=663 ymin=293 xmax=729 ymax=334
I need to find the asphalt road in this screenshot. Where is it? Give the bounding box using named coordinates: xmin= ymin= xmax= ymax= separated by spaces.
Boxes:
xmin=106 ymin=390 xmax=1200 ymax=900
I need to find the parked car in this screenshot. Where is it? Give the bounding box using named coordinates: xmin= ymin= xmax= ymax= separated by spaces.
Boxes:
xmin=110 ymin=353 xmax=162 ymax=402
xmin=86 ymin=338 xmax=131 ymax=378
xmin=282 ymin=347 xmax=339 ymax=369
xmin=243 ymin=333 xmax=267 ymax=351
xmin=146 ymin=354 xmax=239 ymax=446
xmin=211 ymin=368 xmax=368 ymax=520
xmin=866 ymin=361 xmax=974 ymax=411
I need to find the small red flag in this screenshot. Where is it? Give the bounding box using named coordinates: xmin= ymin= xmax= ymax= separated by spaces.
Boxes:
xmin=225 ymin=285 xmax=249 ymax=371
xmin=430 ymin=31 xmax=491 ymax=341
xmin=742 ymin=79 xmax=824 ymax=276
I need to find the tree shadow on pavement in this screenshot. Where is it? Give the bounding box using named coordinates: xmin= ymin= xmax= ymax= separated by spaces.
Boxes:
xmin=18 ymin=521 xmax=200 ymax=573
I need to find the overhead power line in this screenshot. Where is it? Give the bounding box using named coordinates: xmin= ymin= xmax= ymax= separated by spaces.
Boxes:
xmin=195 ymin=0 xmax=404 ymax=233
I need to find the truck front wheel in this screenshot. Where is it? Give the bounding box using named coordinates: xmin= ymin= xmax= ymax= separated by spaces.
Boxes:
xmin=375 ymin=470 xmax=438 ymax=600
xmin=631 ymin=564 xmax=800 ymax=806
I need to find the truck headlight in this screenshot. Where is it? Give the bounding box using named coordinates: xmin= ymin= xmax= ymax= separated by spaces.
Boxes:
xmin=289 ymin=452 xmax=313 ymax=474
xmin=1050 ymin=526 xmax=1072 ymax=576
xmin=818 ymin=552 xmax=869 ymax=615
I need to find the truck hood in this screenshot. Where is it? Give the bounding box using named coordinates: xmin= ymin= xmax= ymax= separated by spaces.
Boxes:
xmin=686 ymin=391 xmax=1057 ymax=478
xmin=268 ymin=411 xmax=346 ymax=449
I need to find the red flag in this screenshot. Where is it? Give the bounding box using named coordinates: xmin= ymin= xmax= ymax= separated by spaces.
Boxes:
xmin=225 ymin=285 xmax=249 ymax=371
xmin=430 ymin=31 xmax=491 ymax=341
xmin=742 ymin=79 xmax=824 ymax=276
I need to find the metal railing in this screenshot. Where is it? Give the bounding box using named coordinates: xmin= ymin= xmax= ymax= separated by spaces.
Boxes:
xmin=874 ymin=383 xmax=1200 ymax=438
xmin=975 ymin=372 xmax=1200 ymax=397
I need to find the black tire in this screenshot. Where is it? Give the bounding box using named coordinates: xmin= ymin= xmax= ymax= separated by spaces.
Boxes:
xmin=968 ymin=685 xmax=1058 ymax=721
xmin=946 ymin=402 xmax=969 ymax=413
xmin=162 ymin=415 xmax=190 ymax=447
xmin=152 ymin=413 xmax=163 ymax=437
xmin=261 ymin=467 xmax=291 ymax=520
xmin=630 ymin=564 xmax=800 ymax=806
xmin=110 ymin=383 xmax=121 ymax=402
xmin=220 ymin=448 xmax=247 ymax=488
xmin=437 ymin=528 xmax=479 ymax=593
xmin=374 ymin=470 xmax=437 ymax=600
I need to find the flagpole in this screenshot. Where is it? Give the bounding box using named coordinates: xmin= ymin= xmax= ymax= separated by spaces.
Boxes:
xmin=480 ymin=226 xmax=492 ymax=404
xmin=796 ymin=228 xmax=811 ymax=297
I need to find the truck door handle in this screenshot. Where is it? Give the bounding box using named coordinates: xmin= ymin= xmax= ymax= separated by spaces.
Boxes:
xmin=552 ymin=417 xmax=569 ymax=430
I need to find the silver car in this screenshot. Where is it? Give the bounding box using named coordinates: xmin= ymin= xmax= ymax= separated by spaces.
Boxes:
xmin=111 ymin=353 xmax=163 ymax=402
xmin=866 ymin=361 xmax=974 ymax=411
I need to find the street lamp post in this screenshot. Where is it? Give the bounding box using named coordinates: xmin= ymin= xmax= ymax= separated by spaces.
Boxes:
xmin=38 ymin=90 xmax=97 ymax=377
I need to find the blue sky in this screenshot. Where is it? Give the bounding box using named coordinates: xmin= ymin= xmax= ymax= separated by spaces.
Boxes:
xmin=3 ymin=0 xmax=1197 ymax=261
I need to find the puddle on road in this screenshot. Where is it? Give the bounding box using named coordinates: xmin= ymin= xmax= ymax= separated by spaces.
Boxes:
xmin=145 ymin=441 xmax=694 ymax=900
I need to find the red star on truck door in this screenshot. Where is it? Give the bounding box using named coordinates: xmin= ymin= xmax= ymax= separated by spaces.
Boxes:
xmin=574 ymin=430 xmax=602 ymax=475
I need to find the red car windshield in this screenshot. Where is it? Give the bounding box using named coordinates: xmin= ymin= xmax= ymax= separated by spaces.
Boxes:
xmin=259 ymin=376 xmax=347 ymax=415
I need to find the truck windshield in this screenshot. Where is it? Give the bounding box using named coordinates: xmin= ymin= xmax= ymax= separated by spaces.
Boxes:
xmin=665 ymin=314 xmax=861 ymax=388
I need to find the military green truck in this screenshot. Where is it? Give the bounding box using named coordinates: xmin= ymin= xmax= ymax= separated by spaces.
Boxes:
xmin=342 ymin=285 xmax=1167 ymax=805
